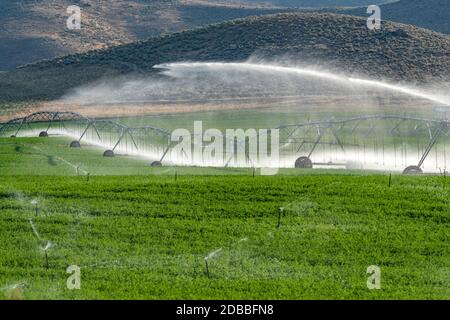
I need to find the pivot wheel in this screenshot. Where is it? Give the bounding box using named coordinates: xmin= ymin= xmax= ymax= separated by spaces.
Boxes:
xmin=103 ymin=150 xmax=114 ymax=157
xmin=295 ymin=156 xmax=313 ymax=169
xmin=39 ymin=131 xmax=48 ymax=137
xmin=70 ymin=141 xmax=81 ymax=148
xmin=403 ymin=165 xmax=423 ymax=175
xmin=150 ymin=161 xmax=162 ymax=167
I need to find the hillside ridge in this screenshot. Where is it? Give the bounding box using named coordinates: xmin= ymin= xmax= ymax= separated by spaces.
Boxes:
xmin=1 ymin=12 xmax=449 ymax=103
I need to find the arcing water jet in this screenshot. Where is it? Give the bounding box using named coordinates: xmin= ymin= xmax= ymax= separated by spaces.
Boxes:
xmin=155 ymin=62 xmax=450 ymax=106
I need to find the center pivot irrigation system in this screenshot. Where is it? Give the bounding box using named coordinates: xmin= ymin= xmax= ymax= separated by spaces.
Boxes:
xmin=0 ymin=111 xmax=449 ymax=174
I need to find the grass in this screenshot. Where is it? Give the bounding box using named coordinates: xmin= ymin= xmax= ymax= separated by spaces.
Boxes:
xmin=0 ymin=137 xmax=448 ymax=299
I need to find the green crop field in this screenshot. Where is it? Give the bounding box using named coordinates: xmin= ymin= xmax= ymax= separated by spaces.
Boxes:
xmin=0 ymin=136 xmax=449 ymax=300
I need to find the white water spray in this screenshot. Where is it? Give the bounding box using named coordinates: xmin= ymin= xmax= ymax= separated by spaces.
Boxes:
xmin=205 ymin=248 xmax=222 ymax=261
xmin=40 ymin=241 xmax=53 ymax=252
xmin=156 ymin=62 xmax=450 ymax=106
xmin=29 ymin=218 xmax=42 ymax=241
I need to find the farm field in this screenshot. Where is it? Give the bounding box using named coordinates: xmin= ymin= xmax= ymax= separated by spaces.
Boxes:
xmin=0 ymin=136 xmax=377 ymax=176
xmin=0 ymin=137 xmax=449 ymax=299
xmin=109 ymin=105 xmax=437 ymax=131
xmin=1 ymin=0 xmax=449 ymax=306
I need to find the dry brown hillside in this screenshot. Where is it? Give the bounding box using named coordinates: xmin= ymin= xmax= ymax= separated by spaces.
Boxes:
xmin=0 ymin=0 xmax=294 ymax=70
xmin=0 ymin=12 xmax=449 ymax=104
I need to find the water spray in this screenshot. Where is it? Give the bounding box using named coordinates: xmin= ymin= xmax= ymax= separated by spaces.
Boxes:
xmin=204 ymin=248 xmax=222 ymax=278
xmin=1 ymin=283 xmax=26 ymax=300
xmin=40 ymin=241 xmax=53 ymax=270
xmin=29 ymin=218 xmax=42 ymax=241
xmin=156 ymin=62 xmax=450 ymax=106
xmin=29 ymin=218 xmax=53 ymax=270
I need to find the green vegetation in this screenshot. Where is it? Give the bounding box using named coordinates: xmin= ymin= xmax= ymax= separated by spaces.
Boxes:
xmin=0 ymin=137 xmax=257 ymax=176
xmin=0 ymin=137 xmax=448 ymax=299
xmin=0 ymin=136 xmax=371 ymax=176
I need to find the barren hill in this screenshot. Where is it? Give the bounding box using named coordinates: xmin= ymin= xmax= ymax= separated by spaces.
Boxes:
xmin=189 ymin=0 xmax=388 ymax=7
xmin=1 ymin=12 xmax=449 ymax=103
xmin=0 ymin=0 xmax=295 ymax=70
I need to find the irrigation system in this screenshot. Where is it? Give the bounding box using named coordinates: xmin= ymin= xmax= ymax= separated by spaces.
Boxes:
xmin=1 ymin=111 xmax=449 ymax=173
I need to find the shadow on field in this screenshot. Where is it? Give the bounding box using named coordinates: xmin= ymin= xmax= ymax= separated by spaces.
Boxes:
xmin=12 ymin=143 xmax=58 ymax=166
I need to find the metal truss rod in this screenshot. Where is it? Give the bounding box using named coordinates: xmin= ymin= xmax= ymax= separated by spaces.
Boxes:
xmin=112 ymin=129 xmax=126 ymax=152
xmin=418 ymin=123 xmax=448 ymax=167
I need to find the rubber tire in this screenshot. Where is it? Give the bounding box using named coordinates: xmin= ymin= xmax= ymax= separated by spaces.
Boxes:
xmin=151 ymin=161 xmax=162 ymax=167
xmin=70 ymin=141 xmax=81 ymax=148
xmin=103 ymin=150 xmax=114 ymax=157
xmin=295 ymin=156 xmax=313 ymax=169
xmin=402 ymin=165 xmax=423 ymax=175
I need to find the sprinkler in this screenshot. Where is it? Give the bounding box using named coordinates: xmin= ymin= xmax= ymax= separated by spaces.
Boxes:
xmin=31 ymin=200 xmax=38 ymax=216
xmin=156 ymin=62 xmax=450 ymax=105
xmin=29 ymin=219 xmax=53 ymax=270
xmin=40 ymin=241 xmax=53 ymax=270
xmin=86 ymin=172 xmax=90 ymax=182
xmin=277 ymin=207 xmax=284 ymax=228
xmin=388 ymin=173 xmax=392 ymax=187
xmin=204 ymin=248 xmax=222 ymax=278
xmin=204 ymin=258 xmax=210 ymax=278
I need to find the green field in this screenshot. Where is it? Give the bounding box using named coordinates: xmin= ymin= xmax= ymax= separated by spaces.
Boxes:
xmin=0 ymin=137 xmax=449 ymax=299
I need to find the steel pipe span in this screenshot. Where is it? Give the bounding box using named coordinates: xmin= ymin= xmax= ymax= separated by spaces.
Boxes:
xmin=0 ymin=111 xmax=449 ymax=173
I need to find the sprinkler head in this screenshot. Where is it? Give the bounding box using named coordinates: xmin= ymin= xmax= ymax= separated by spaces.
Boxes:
xmin=204 ymin=258 xmax=210 ymax=278
xmin=31 ymin=200 xmax=38 ymax=215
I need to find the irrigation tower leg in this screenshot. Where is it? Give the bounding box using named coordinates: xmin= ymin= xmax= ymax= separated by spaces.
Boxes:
xmin=14 ymin=119 xmax=25 ymax=137
xmin=403 ymin=123 xmax=447 ymax=174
